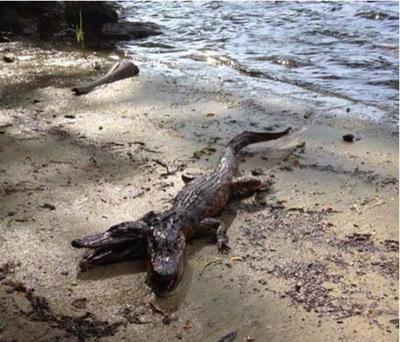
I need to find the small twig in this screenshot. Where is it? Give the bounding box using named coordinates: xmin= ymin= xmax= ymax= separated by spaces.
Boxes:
xmin=130 ymin=141 xmax=145 ymax=146
xmin=149 ymin=302 xmax=167 ymax=316
xmin=152 ymin=159 xmax=178 ymax=176
xmin=199 ymin=258 xmax=222 ymax=277
xmin=49 ymin=160 xmax=74 ymax=164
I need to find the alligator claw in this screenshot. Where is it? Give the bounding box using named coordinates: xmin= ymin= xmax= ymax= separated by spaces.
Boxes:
xmin=217 ymin=241 xmax=231 ymax=254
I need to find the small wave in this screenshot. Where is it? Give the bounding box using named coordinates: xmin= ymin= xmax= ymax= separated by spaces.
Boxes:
xmin=186 ymin=53 xmax=264 ymax=77
xmin=210 ymin=55 xmax=263 ymax=77
xmin=308 ymin=28 xmax=358 ymax=40
xmin=367 ymin=79 xmax=399 ymax=90
xmin=250 ymin=55 xmax=308 ymax=68
xmin=336 ymin=56 xmax=395 ymax=71
xmin=356 ymin=10 xmax=398 ymax=21
xmin=137 ymin=42 xmax=176 ymax=49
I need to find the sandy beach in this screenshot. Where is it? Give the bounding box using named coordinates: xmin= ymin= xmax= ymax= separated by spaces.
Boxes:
xmin=0 ymin=42 xmax=398 ymax=342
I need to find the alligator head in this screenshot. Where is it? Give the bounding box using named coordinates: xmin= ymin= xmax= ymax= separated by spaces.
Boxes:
xmin=146 ymin=215 xmax=186 ymax=295
xmin=71 ymin=219 xmax=149 ymax=270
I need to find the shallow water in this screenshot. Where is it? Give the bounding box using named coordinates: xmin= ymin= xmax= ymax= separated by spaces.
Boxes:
xmin=121 ymin=1 xmax=399 ymax=125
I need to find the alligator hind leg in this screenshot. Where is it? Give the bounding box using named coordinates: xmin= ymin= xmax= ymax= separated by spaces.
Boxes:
xmin=198 ymin=217 xmax=230 ymax=253
xmin=232 ymin=176 xmax=273 ymax=199
xmin=192 ymin=217 xmax=221 ymax=239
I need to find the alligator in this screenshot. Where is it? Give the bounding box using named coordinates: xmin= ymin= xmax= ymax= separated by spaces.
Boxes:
xmin=71 ymin=128 xmax=291 ymax=295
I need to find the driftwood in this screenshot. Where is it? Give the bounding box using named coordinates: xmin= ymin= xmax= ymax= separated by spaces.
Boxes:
xmin=72 ymin=61 xmax=139 ymax=95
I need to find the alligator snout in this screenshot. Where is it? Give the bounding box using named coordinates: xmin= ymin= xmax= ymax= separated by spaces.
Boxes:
xmin=148 ymin=268 xmax=180 ymax=294
xmin=147 ymin=250 xmax=185 ymax=295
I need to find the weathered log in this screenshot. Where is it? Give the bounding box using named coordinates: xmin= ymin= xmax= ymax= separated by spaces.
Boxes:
xmin=71 ymin=60 xmax=139 ymax=95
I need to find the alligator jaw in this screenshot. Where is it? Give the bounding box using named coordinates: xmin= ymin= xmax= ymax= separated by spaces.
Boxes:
xmin=71 ymin=232 xmax=138 ymax=249
xmin=79 ymin=242 xmax=146 ymax=271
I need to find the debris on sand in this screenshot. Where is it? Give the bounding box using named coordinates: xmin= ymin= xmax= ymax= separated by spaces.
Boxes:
xmin=119 ymin=304 xmax=152 ymax=325
xmin=271 ymin=261 xmax=348 ymax=318
xmin=0 ymin=261 xmax=18 ymax=281
xmin=1 ymin=274 xmax=122 ymax=341
xmin=335 ymin=233 xmax=375 ymax=252
xmin=25 ymin=289 xmax=122 ymax=342
xmin=218 ymin=330 xmax=238 ymax=342
xmin=383 ymin=240 xmax=399 ymax=252
xmin=199 ymin=258 xmax=222 ymax=277
xmin=39 ymin=203 xmax=56 ymax=211
xmin=342 ymin=134 xmax=355 ymax=142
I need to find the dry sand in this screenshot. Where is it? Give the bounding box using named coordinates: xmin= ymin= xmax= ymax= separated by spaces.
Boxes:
xmin=0 ymin=42 xmax=398 ymax=342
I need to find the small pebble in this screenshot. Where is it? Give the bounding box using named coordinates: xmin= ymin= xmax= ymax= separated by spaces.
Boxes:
xmin=342 ymin=134 xmax=355 ymax=142
xmin=251 ymin=168 xmax=264 ymax=176
xmin=3 ymin=55 xmax=14 ymax=63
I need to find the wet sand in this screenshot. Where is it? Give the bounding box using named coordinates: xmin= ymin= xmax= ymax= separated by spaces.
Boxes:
xmin=0 ymin=42 xmax=398 ymax=342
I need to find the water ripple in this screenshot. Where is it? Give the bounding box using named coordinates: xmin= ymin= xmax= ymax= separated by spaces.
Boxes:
xmin=121 ymin=1 xmax=399 ymax=124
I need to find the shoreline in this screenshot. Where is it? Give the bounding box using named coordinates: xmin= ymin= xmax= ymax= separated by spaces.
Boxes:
xmin=0 ymin=41 xmax=398 ymax=341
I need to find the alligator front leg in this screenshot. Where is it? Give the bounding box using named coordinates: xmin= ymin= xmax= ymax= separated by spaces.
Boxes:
xmin=199 ymin=217 xmax=230 ymax=253
xmin=216 ymin=223 xmax=230 ymax=254
xmin=232 ymin=176 xmax=273 ymax=199
xmin=181 ymin=170 xmax=204 ymax=184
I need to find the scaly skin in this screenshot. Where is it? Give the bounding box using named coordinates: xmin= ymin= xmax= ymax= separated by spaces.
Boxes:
xmin=72 ymin=128 xmax=291 ymax=295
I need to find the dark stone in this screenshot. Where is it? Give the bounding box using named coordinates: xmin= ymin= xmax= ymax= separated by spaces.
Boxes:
xmin=0 ymin=33 xmax=10 ymax=42
xmin=342 ymin=134 xmax=355 ymax=142
xmin=3 ymin=55 xmax=14 ymax=63
xmin=0 ymin=2 xmax=118 ymax=40
xmin=0 ymin=1 xmax=65 ymax=38
xmin=0 ymin=1 xmax=158 ymax=49
xmin=102 ymin=21 xmax=162 ymax=40
xmin=65 ymin=2 xmax=118 ymax=35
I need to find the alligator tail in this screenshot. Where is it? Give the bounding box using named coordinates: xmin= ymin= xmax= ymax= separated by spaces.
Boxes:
xmin=227 ymin=127 xmax=291 ymax=154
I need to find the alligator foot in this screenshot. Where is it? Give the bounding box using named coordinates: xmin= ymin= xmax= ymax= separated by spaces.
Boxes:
xmin=199 ymin=217 xmax=231 ymax=253
xmin=217 ymin=223 xmax=230 ymax=254
xmin=217 ymin=237 xmax=231 ymax=254
xmin=232 ymin=176 xmax=274 ymax=199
